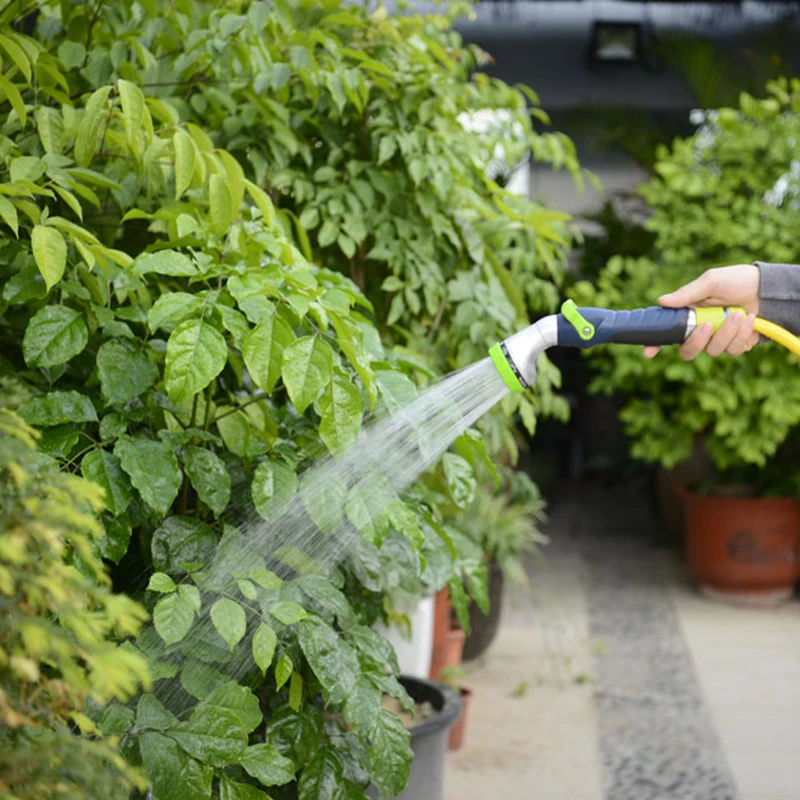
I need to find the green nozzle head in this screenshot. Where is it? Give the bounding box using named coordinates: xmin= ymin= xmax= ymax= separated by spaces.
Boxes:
xmin=489 ymin=342 xmax=525 ymax=394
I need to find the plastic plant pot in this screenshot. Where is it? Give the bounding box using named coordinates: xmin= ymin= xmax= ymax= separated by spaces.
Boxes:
xmin=391 ymin=676 xmax=462 ymax=800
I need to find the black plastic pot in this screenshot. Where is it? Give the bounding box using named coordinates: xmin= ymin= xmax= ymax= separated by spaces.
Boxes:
xmin=369 ymin=676 xmax=461 ymax=800
xmin=463 ymin=561 xmax=504 ymax=661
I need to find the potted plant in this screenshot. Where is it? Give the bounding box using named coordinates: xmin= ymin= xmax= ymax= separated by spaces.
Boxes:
xmin=456 ymin=471 xmax=547 ymax=660
xmin=439 ymin=666 xmax=474 ymax=752
xmin=375 ymin=676 xmax=462 ymax=800
xmin=572 ymin=81 xmax=800 ymax=603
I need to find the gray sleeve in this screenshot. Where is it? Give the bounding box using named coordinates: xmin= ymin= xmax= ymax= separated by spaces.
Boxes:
xmin=755 ymin=262 xmax=800 ymax=335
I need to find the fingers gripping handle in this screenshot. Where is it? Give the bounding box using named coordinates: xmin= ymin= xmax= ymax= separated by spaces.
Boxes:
xmin=557 ymin=304 xmax=691 ymax=349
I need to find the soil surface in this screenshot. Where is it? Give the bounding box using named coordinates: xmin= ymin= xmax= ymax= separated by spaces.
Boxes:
xmin=382 ymin=695 xmax=436 ymax=729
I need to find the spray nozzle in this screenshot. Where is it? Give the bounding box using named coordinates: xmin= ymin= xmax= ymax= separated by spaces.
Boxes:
xmin=489 ymin=301 xmax=750 ymax=394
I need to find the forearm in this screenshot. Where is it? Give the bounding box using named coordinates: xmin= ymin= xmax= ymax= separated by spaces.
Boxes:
xmin=755 ymin=262 xmax=800 ymax=336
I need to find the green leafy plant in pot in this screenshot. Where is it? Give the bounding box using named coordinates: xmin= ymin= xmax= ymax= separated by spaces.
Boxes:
xmin=456 ymin=470 xmax=547 ymax=659
xmin=572 ymin=79 xmax=800 ymax=603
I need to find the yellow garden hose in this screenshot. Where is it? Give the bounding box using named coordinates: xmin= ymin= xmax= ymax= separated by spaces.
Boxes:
xmin=753 ymin=318 xmax=800 ymax=356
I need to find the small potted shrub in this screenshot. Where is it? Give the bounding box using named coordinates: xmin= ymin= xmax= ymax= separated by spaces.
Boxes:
xmin=572 ymin=81 xmax=800 ymax=603
xmin=456 ymin=471 xmax=547 ymax=660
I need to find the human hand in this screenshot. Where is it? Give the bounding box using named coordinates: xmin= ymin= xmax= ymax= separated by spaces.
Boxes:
xmin=643 ymin=264 xmax=760 ymax=361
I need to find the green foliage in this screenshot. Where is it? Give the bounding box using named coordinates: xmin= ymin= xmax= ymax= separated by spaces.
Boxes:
xmin=456 ymin=470 xmax=548 ymax=588
xmin=573 ymin=80 xmax=800 ymax=485
xmin=0 ymin=392 xmax=150 ymax=799
xmin=0 ymin=0 xmax=579 ymax=795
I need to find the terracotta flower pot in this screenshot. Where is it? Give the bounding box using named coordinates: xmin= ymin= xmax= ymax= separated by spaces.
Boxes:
xmin=448 ymin=687 xmax=473 ymax=751
xmin=429 ymin=588 xmax=452 ymax=680
xmin=430 ymin=627 xmax=464 ymax=681
xmin=680 ymin=488 xmax=800 ymax=605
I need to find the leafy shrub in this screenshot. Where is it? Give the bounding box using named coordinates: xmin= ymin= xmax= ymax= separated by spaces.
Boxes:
xmin=0 ymin=387 xmax=150 ymax=800
xmin=573 ymin=80 xmax=800 ymax=485
xmin=0 ymin=1 xmax=578 ymax=795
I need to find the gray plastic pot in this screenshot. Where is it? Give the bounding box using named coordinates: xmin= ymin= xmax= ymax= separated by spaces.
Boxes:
xmin=369 ymin=676 xmax=462 ymax=800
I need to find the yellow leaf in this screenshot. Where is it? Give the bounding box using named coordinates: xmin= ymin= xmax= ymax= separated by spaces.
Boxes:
xmin=31 ymin=224 xmax=67 ymax=291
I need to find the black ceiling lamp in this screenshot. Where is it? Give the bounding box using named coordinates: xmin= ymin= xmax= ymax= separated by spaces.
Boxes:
xmin=587 ymin=20 xmax=644 ymax=65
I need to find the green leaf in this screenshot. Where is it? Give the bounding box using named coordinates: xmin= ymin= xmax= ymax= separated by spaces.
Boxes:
xmin=0 ymin=195 xmax=18 ymax=236
xmin=22 ymin=306 xmax=88 ymax=368
xmin=165 ymin=319 xmax=228 ymax=403
xmin=140 ymin=732 xmax=213 ymax=800
xmin=179 ymin=584 xmax=201 ymax=612
xmin=209 ymin=173 xmax=233 ymax=233
xmin=240 ymin=743 xmax=295 ymax=787
xmin=243 ymin=308 xmax=294 ymax=393
xmin=100 ymin=512 xmax=132 ymax=563
xmin=147 ymin=573 xmax=176 ymax=593
xmin=288 ymin=671 xmax=303 ymax=711
xmin=298 ymin=616 xmax=358 ymax=704
xmin=99 ymin=413 xmax=127 ymax=440
xmin=443 ymin=453 xmax=476 ymax=509
xmin=180 ymin=662 xmax=228 ymax=700
xmin=319 ymin=370 xmax=362 ymax=455
xmin=281 ymin=336 xmax=333 ymax=414
xmin=249 ymin=568 xmax=282 ymax=590
xmin=210 ymin=597 xmax=246 ymax=651
xmin=57 ymin=40 xmax=86 ymax=70
xmin=74 ymin=86 xmax=112 ymax=167
xmin=174 ymin=129 xmax=196 ymax=198
xmin=268 ymin=601 xmax=307 ymax=626
xmin=97 ymin=340 xmax=157 ymax=405
xmin=252 ymin=622 xmax=277 ymax=675
xmin=298 ymin=748 xmax=344 ymax=800
xmin=153 ymin=592 xmax=196 ymax=645
xmin=318 ymin=219 xmax=338 ymax=248
xmin=378 ymin=137 xmax=396 ymax=164
xmin=115 ymin=438 xmax=181 ymax=516
xmin=345 ymin=477 xmax=391 ymax=544
xmin=117 ymin=79 xmax=146 ymax=147
xmin=148 ymin=292 xmax=204 ymax=332
xmin=171 ymin=705 xmax=248 ymax=767
xmin=299 ymin=470 xmax=346 ymax=534
xmin=151 ymin=516 xmax=217 ymax=574
xmin=368 ymin=711 xmax=413 ymax=797
xmin=275 ymin=654 xmax=293 ymax=692
xmin=134 ymin=250 xmax=196 ymax=277
xmin=216 ymin=305 xmax=250 ymax=348
xmin=345 ymin=677 xmax=382 ymax=739
xmin=220 ymin=776 xmax=271 ymax=800
xmin=448 ymin=573 xmax=470 ymax=634
xmin=347 ymin=624 xmax=399 ymax=672
xmin=98 ymin=703 xmax=134 ymax=736
xmin=252 ymin=460 xmax=297 ymax=521
xmin=201 ymin=681 xmax=262 ymax=734
xmin=244 ymin=179 xmax=275 ymax=226
xmin=374 ymin=371 xmax=417 ymax=414
xmin=0 ymin=74 xmax=26 ymax=128
xmin=81 ymin=449 xmax=132 ymax=516
xmin=182 ymin=446 xmax=230 ymax=517
xmin=136 ymin=694 xmax=177 ymax=730
xmin=296 ymin=575 xmax=352 ymax=628
xmin=31 ymin=225 xmax=67 ymax=292
xmin=0 ymin=34 xmax=31 ymax=82
xmin=18 ymin=390 xmax=97 ymax=427
xmin=36 ymin=106 xmax=63 ymax=156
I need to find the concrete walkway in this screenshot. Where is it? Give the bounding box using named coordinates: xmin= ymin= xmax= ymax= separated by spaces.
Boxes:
xmin=446 ymin=482 xmax=800 ymax=800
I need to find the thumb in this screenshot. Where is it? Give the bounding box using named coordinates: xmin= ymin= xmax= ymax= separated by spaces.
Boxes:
xmin=658 ymin=272 xmax=713 ymax=309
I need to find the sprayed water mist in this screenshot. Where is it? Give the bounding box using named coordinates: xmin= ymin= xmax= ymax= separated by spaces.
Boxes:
xmin=146 ymin=358 xmax=508 ymax=711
